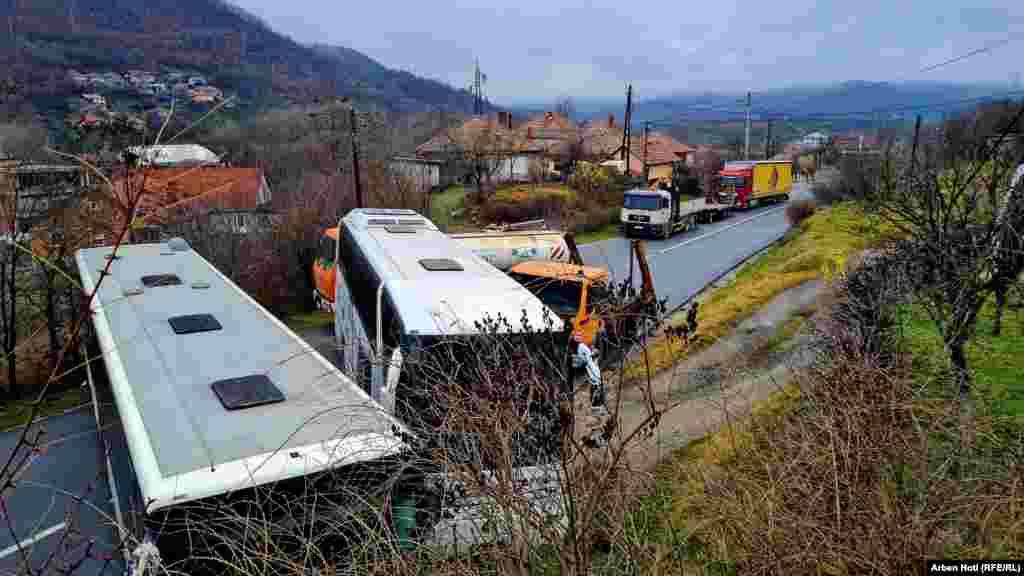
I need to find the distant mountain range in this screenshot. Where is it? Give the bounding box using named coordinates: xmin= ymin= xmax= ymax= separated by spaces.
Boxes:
xmin=572 ymin=81 xmax=1018 ymax=128
xmin=0 ymin=0 xmax=491 ymax=116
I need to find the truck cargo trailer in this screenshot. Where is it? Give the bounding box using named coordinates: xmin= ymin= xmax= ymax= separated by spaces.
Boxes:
xmin=718 ymin=160 xmax=793 ymax=209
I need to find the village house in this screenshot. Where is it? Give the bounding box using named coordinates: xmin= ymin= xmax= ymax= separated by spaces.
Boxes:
xmin=415 ymin=112 xmax=544 ymax=184
xmin=801 ymin=131 xmax=831 ymax=149
xmin=833 ymin=130 xmax=880 ymax=153
xmin=639 ymin=132 xmax=692 ymax=186
xmin=580 ymin=115 xmax=644 ymax=176
xmin=390 ymin=156 xmax=446 ymax=192
xmin=519 ymin=111 xmax=578 ymax=176
xmin=109 ymin=166 xmax=274 ymax=242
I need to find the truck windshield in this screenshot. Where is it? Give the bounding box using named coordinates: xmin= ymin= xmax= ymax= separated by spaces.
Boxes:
xmin=509 ymin=274 xmax=583 ymax=318
xmin=623 ymin=195 xmax=661 ymax=210
xmin=721 ymin=176 xmax=746 ymax=188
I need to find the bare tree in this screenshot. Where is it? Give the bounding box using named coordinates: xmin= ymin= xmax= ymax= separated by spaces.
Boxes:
xmin=692 ymin=146 xmax=723 ymax=199
xmin=870 ymin=108 xmax=1024 ymax=400
xmin=446 ymin=121 xmax=522 ymax=201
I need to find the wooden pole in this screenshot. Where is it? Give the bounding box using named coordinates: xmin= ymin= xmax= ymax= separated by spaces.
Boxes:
xmin=350 ymin=105 xmax=363 ymax=209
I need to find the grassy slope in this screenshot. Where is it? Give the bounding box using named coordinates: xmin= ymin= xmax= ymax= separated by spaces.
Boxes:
xmin=429 ymin=185 xmax=468 ymax=232
xmin=899 ymin=297 xmax=1024 ymax=417
xmin=616 ymin=205 xmax=1024 ymax=571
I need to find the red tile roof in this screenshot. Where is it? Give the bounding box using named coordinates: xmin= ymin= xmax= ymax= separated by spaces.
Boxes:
xmin=110 ymin=167 xmax=268 ymax=229
xmin=635 ymin=132 xmax=691 ymax=165
xmin=416 ymin=115 xmax=542 ymax=157
xmin=520 ymin=111 xmax=575 ymax=139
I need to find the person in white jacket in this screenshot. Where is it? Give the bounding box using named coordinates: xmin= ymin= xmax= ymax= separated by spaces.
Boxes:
xmin=572 ymin=331 xmax=607 ymax=417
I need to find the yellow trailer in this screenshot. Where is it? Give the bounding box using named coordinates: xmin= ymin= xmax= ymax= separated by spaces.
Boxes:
xmin=750 ymin=160 xmax=793 ymax=201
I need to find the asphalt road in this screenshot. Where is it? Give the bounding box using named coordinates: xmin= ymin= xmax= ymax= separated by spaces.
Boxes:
xmin=580 ymin=174 xmax=827 ymax=314
xmin=0 ymin=404 xmax=125 ymax=575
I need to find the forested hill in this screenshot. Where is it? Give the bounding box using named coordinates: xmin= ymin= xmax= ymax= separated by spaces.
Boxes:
xmin=0 ymin=0 xmax=488 ymax=115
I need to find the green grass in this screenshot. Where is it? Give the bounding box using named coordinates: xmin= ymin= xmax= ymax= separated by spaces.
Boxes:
xmin=284 ymin=310 xmax=334 ymax=332
xmin=429 ymin=185 xmax=468 ymax=231
xmin=896 ymin=296 xmax=1024 ymax=417
xmin=0 ymin=386 xmax=87 ymax=431
xmin=575 ymin=222 xmax=620 ymax=245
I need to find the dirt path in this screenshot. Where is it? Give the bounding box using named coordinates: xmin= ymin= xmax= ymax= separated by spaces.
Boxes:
xmin=579 ymin=279 xmax=824 ymax=470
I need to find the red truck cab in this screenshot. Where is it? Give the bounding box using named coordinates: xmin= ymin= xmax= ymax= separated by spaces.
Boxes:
xmin=718 ymin=162 xmax=754 ymax=209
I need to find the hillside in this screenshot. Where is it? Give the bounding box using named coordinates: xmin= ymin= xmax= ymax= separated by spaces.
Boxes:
xmin=0 ymin=0 xmax=488 ymax=124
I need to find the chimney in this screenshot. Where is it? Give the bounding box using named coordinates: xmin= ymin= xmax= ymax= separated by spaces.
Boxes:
xmin=497 ymin=111 xmax=508 ymax=127
xmin=506 ymin=112 xmax=512 ymax=129
xmin=608 ymin=114 xmax=615 ymax=129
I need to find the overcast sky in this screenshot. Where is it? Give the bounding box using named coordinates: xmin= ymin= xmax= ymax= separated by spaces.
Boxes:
xmin=234 ymin=0 xmax=1024 ymax=104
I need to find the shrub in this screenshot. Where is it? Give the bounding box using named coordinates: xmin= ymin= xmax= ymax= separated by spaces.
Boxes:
xmin=481 ymin=194 xmax=565 ymax=225
xmin=784 ymin=198 xmax=817 ymax=227
xmin=812 ymin=179 xmax=847 ymax=205
xmin=565 ymin=205 xmax=620 ymax=235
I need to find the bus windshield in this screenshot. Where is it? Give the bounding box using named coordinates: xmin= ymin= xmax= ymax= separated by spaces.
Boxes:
xmin=623 ymin=194 xmax=661 ymax=211
xmin=400 ymin=331 xmax=566 ymax=467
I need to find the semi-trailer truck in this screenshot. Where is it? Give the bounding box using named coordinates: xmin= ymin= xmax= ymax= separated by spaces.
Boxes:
xmin=620 ymin=187 xmax=731 ymax=239
xmin=718 ymin=159 xmax=793 ymax=209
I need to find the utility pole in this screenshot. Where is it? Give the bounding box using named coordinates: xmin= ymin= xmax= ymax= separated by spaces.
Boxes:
xmin=744 ymin=91 xmax=752 ymax=160
xmin=765 ymin=120 xmax=773 ymax=159
xmin=350 ymin=104 xmax=363 ymax=209
xmin=642 ymin=121 xmax=650 ymax=185
xmin=621 ymin=84 xmax=633 ymax=166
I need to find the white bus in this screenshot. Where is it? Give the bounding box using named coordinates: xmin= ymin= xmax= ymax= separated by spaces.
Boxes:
xmin=332 ymin=208 xmax=564 ymax=416
xmin=75 ymin=239 xmax=409 ymax=573
xmin=332 ymin=209 xmax=569 ymax=546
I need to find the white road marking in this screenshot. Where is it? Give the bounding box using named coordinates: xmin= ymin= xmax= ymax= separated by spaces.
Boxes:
xmin=657 ymin=205 xmax=788 ymax=256
xmin=0 ymin=522 xmax=66 ymax=560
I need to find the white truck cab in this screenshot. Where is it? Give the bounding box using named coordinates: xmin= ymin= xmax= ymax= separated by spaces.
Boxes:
xmin=621 ymin=189 xmax=673 ymax=237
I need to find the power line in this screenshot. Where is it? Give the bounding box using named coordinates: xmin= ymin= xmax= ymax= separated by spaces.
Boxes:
xmin=907 ymin=31 xmax=1024 ymax=78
